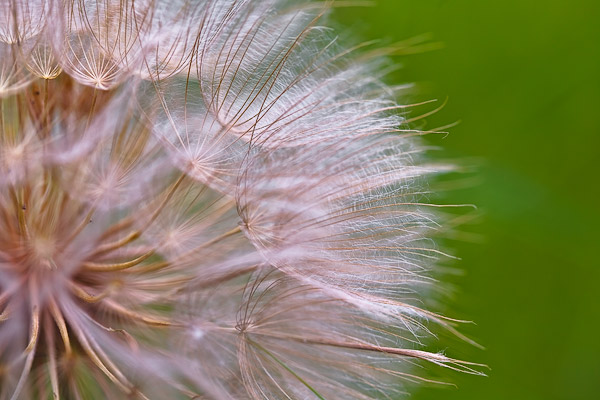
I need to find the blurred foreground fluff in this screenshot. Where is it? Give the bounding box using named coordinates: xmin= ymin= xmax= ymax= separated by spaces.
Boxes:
xmin=0 ymin=0 xmax=483 ymax=398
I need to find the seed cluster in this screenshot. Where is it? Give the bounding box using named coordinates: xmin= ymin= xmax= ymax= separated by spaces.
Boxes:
xmin=0 ymin=1 xmax=481 ymax=399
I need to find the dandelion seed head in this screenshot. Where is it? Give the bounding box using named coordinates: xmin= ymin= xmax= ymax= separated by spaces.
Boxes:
xmin=0 ymin=0 xmax=481 ymax=398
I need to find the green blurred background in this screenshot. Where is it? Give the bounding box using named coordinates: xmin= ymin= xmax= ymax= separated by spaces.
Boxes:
xmin=334 ymin=1 xmax=600 ymax=399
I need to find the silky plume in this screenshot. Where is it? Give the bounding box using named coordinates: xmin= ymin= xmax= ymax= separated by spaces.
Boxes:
xmin=0 ymin=0 xmax=482 ymax=399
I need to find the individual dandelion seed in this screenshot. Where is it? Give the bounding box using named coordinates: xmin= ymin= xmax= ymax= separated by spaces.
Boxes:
xmin=0 ymin=0 xmax=49 ymax=44
xmin=175 ymin=267 xmax=484 ymax=399
xmin=0 ymin=0 xmax=482 ymax=399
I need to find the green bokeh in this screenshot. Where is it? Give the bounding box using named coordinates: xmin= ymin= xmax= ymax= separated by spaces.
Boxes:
xmin=334 ymin=1 xmax=600 ymax=399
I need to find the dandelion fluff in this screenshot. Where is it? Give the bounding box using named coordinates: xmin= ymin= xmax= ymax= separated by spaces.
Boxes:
xmin=0 ymin=1 xmax=480 ymax=398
